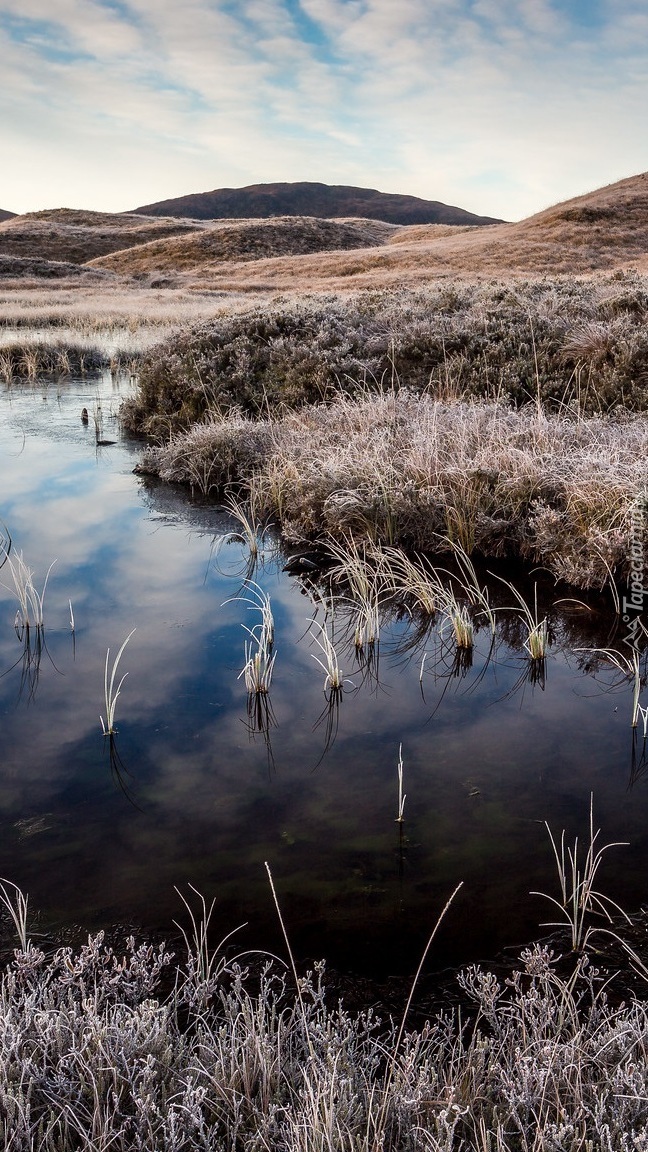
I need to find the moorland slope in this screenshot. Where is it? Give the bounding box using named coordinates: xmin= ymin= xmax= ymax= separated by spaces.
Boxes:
xmin=165 ymin=171 xmax=648 ymax=288
xmin=0 ymin=209 xmax=204 ymax=265
xmin=87 ymin=216 xmax=398 ymax=275
xmin=1 ymin=172 xmax=646 ymax=287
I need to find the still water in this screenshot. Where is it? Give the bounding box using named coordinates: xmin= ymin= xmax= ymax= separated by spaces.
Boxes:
xmin=0 ymin=374 xmax=646 ymax=978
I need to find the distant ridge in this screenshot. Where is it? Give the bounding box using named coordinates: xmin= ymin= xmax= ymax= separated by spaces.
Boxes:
xmin=131 ymin=181 xmax=504 ymax=226
xmin=0 ymin=209 xmax=16 ymax=222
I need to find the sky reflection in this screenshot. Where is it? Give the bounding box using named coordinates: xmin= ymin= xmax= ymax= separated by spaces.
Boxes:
xmin=0 ymin=376 xmax=646 ymax=977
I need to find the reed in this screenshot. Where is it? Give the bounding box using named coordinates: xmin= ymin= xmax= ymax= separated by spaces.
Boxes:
xmin=223 ymin=490 xmax=268 ymax=561
xmin=309 ymin=618 xmax=347 ymax=692
xmin=215 ymin=489 xmax=274 ymax=576
xmin=0 ymin=877 xmax=30 ymax=952
xmin=379 ymin=545 xmax=442 ymax=616
xmin=19 ymin=346 xmax=39 ymax=379
xmin=0 ymin=351 xmax=13 ymax=382
xmin=100 ymin=628 xmax=136 ymax=735
xmin=0 ymin=549 xmax=55 ymax=634
xmin=324 ymin=535 xmax=384 ymax=651
xmin=444 ymin=596 xmax=474 ymax=650
xmin=581 ymin=644 xmax=644 ymax=726
xmin=442 ymin=538 xmax=497 ymax=635
xmin=239 ymin=625 xmax=276 ymax=694
xmin=396 ymin=744 xmax=406 ymax=822
xmin=227 ymin=581 xmax=276 ymax=695
xmin=531 ymin=795 xmax=630 ymax=952
xmin=495 ymin=576 xmax=549 ymax=661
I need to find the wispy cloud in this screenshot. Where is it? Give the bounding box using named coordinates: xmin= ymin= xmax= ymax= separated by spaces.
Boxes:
xmin=0 ymin=0 xmax=646 ymax=218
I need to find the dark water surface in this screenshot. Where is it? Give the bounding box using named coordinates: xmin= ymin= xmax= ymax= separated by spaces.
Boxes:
xmin=1 ymin=375 xmax=647 ymax=978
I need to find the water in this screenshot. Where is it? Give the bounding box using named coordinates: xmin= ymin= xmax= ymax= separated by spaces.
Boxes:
xmin=0 ymin=374 xmax=646 ymax=979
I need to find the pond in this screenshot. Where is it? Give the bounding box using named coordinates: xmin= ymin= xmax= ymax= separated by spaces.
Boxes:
xmin=0 ymin=372 xmax=647 ymax=980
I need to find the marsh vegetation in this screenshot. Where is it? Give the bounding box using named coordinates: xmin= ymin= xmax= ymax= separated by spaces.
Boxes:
xmin=1 ymin=174 xmax=648 ymax=1145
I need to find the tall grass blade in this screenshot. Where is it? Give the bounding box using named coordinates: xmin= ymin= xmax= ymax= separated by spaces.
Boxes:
xmin=100 ymin=628 xmax=136 ymax=735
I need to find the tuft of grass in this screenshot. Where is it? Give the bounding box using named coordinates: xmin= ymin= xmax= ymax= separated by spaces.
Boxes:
xmin=532 ymin=795 xmax=630 ymax=952
xmin=578 ymin=641 xmax=646 ymax=727
xmin=227 ymin=581 xmax=277 ymax=696
xmin=496 ymin=576 xmax=549 ymax=661
xmin=445 ymin=598 xmax=474 ymax=650
xmin=100 ymin=628 xmax=136 ymax=735
xmin=309 ymin=617 xmax=347 ymax=693
xmin=0 ymin=877 xmax=30 ymax=952
xmin=239 ymin=626 xmax=276 ymax=695
xmin=0 ymin=548 xmax=55 ymax=635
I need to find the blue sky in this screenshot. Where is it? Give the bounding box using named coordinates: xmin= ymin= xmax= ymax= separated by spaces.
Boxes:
xmin=1 ymin=0 xmax=646 ymax=220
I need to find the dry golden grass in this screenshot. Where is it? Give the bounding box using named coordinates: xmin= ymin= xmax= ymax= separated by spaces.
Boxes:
xmin=0 ymin=209 xmax=205 ymax=265
xmin=2 ymin=172 xmax=647 ymax=288
xmin=87 ymin=215 xmax=397 ymax=275
xmin=169 ymin=171 xmax=648 ymax=290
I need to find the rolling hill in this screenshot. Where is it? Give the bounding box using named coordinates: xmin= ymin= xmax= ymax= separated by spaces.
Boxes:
xmin=131 ymin=180 xmax=504 ymax=226
xmin=0 ymin=209 xmax=205 ymax=265
xmin=0 ymin=209 xmax=16 ymax=222
xmin=88 ymin=216 xmax=400 ymax=275
xmin=153 ymin=170 xmax=648 ymax=288
xmin=1 ymin=172 xmax=646 ymax=287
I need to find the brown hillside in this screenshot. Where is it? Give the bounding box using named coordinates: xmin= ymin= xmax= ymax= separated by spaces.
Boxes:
xmin=166 ymin=171 xmax=648 ymax=289
xmin=87 ymin=216 xmax=398 ymax=275
xmin=0 ymin=209 xmax=205 ymax=265
xmin=132 ymin=180 xmax=504 ymax=226
xmin=0 ymin=254 xmax=116 ymax=284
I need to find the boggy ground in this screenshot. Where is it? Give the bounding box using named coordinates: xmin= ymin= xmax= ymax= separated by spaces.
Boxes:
xmin=2 ymin=174 xmax=648 ymax=1149
xmin=124 ymin=275 xmax=648 ymax=591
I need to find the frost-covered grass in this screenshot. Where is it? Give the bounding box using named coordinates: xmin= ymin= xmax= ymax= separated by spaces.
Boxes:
xmin=137 ymin=389 xmax=648 ymax=589
xmin=124 ymin=275 xmax=648 ymax=435
xmin=2 ymin=902 xmax=648 ymax=1149
xmin=0 ymin=286 xmax=252 ymax=377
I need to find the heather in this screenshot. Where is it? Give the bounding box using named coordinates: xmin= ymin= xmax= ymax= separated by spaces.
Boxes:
xmin=3 ymin=883 xmax=648 ymax=1151
xmin=125 ymin=274 xmax=648 ymax=435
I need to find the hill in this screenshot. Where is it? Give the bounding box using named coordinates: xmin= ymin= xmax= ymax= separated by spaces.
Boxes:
xmin=0 ymin=209 xmax=205 ymax=265
xmin=0 ymin=209 xmax=16 ymax=222
xmin=163 ymin=171 xmax=648 ymax=289
xmin=88 ymin=216 xmax=399 ymax=275
xmin=2 ymin=172 xmax=646 ymax=287
xmin=131 ymin=181 xmax=504 ymax=226
xmin=0 ymin=255 xmax=116 ymax=283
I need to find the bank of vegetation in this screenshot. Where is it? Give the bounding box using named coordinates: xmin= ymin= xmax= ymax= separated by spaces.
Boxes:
xmin=125 ymin=277 xmax=648 ymax=590
xmin=2 ymin=871 xmax=648 ymax=1151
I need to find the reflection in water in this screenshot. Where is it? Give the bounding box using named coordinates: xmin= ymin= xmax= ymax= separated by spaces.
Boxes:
xmin=0 ymin=374 xmax=646 ymax=979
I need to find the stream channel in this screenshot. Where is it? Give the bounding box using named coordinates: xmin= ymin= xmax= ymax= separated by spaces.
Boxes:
xmin=1 ymin=372 xmax=647 ymax=981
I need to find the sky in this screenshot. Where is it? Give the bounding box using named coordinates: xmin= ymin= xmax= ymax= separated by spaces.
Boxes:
xmin=0 ymin=0 xmax=647 ymax=222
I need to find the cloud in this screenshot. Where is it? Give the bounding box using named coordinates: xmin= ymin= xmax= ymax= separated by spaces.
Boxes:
xmin=0 ymin=0 xmax=646 ymax=218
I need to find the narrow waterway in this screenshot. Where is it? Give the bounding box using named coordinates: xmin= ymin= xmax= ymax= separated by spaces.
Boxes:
xmin=0 ymin=373 xmax=646 ymax=977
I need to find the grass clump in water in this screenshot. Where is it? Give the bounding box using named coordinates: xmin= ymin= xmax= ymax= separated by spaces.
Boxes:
xmin=140 ymin=389 xmax=648 ymax=591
